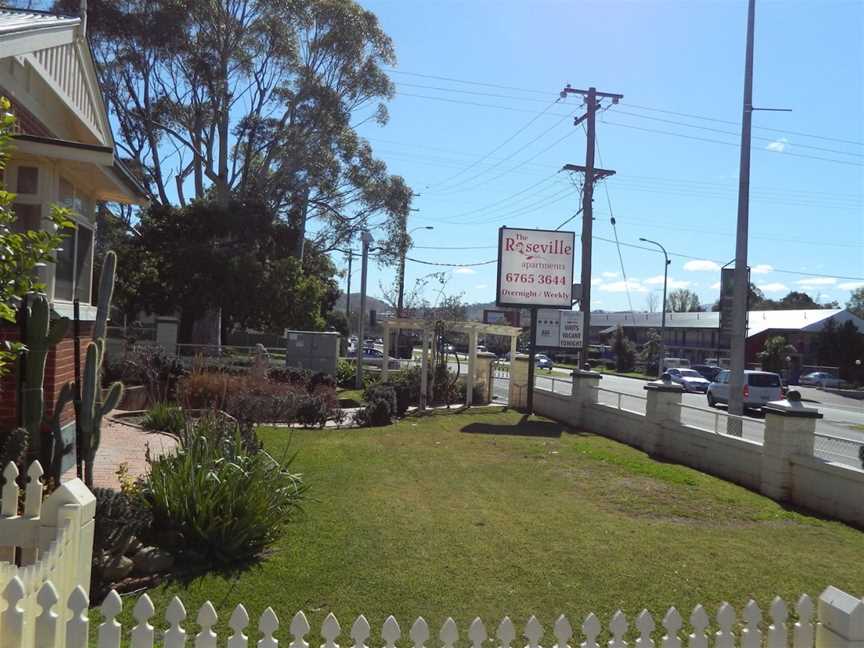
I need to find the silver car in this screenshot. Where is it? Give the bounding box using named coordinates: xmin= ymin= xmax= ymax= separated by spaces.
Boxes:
xmin=707 ymin=370 xmax=783 ymax=409
xmin=666 ymin=368 xmax=710 ymax=393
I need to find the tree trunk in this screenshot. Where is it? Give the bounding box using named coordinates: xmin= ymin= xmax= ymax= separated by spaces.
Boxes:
xmin=289 ymin=188 xmax=309 ymax=262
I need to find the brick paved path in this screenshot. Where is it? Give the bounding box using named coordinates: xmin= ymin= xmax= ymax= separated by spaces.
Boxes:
xmin=63 ymin=415 xmax=178 ymax=490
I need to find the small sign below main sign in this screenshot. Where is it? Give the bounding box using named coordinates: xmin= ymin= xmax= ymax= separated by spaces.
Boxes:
xmin=496 ymin=227 xmax=576 ymax=309
xmin=535 ymin=309 xmax=584 ymax=348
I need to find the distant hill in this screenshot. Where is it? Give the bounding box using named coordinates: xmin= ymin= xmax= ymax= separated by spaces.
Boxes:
xmin=334 ymin=293 xmax=390 ymax=315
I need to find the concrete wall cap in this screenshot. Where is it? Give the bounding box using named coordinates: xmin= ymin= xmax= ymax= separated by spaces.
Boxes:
xmin=571 ymin=369 xmax=602 ymax=380
xmin=476 ymin=351 xmax=497 ymax=358
xmin=763 ymin=399 xmax=823 ymax=418
xmin=644 ymin=380 xmax=684 ymax=392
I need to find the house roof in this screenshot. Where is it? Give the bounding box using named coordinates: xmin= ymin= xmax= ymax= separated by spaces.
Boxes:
xmin=590 ymin=309 xmax=864 ymax=338
xmin=0 ymin=9 xmax=79 ymax=35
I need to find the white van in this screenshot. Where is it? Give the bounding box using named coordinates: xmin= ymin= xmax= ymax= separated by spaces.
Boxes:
xmin=706 ymin=370 xmax=783 ymax=409
xmin=661 ymin=357 xmax=690 ymax=371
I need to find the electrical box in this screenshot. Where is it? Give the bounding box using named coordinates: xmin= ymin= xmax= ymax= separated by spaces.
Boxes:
xmin=285 ymin=330 xmax=340 ymax=375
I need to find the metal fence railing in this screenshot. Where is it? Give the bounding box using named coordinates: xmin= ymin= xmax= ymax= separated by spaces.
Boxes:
xmin=593 ymin=386 xmax=647 ymax=415
xmin=675 ymin=402 xmax=765 ymax=443
xmin=814 ymin=433 xmax=864 ymax=470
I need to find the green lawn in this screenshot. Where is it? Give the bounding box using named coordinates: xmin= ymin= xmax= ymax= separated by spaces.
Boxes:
xmin=106 ymin=409 xmax=864 ymax=640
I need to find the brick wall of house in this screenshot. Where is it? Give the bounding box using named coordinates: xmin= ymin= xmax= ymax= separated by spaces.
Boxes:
xmin=0 ymin=322 xmax=94 ymax=432
xmin=0 ymin=87 xmax=56 ymax=138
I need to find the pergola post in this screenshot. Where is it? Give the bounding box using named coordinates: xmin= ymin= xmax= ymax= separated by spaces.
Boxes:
xmin=467 ymin=329 xmax=478 ymax=407
xmin=420 ymin=328 xmax=429 ymax=410
xmin=381 ymin=322 xmax=390 ymax=381
xmin=510 ymin=334 xmax=518 ymax=362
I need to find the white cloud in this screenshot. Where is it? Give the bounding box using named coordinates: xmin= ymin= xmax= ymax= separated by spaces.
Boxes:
xmin=839 ymin=282 xmax=864 ymax=291
xmin=454 ymin=267 xmax=475 ymax=275
xmin=710 ymin=282 xmax=722 ymax=290
xmin=598 ymin=280 xmax=649 ymax=294
xmin=796 ymin=277 xmax=837 ymax=286
xmin=758 ymin=282 xmax=788 ymax=293
xmin=683 ymin=260 xmax=721 ymax=272
xmin=474 ymin=284 xmax=488 ymax=290
xmin=751 ymin=264 xmax=774 ymax=275
xmin=668 ymin=279 xmax=692 ymax=289
xmin=766 ymin=137 xmax=788 ymax=153
xmin=643 ymin=274 xmax=691 ymax=289
xmin=591 ymin=278 xmax=604 ymax=286
xmin=601 ymin=271 xmax=618 ymax=279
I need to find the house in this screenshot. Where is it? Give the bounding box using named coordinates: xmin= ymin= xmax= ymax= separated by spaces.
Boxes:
xmin=0 ymin=8 xmax=147 ymax=457
xmin=588 ymin=308 xmax=864 ymax=369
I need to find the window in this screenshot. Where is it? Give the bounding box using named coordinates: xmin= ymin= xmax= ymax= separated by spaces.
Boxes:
xmin=11 ymin=203 xmax=41 ymax=232
xmin=54 ymin=178 xmax=94 ymax=303
xmin=16 ymin=166 xmax=38 ymax=194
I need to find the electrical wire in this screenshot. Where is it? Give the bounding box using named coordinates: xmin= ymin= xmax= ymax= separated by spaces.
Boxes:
xmin=425 ymin=96 xmax=563 ymax=192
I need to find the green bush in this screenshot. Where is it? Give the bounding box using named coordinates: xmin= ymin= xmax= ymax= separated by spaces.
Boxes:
xmin=336 ymin=359 xmax=355 ymax=387
xmin=354 ymin=397 xmax=393 ymax=427
xmin=268 ymin=366 xmax=313 ymax=386
xmin=141 ymin=402 xmax=186 ymax=435
xmin=142 ymin=415 xmax=307 ymax=564
xmin=295 ymin=394 xmax=331 ymax=428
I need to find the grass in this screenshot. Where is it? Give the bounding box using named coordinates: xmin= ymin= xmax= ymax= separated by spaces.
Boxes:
xmin=851 ymin=424 xmax=864 ymax=432
xmin=101 ymin=409 xmax=864 ymax=641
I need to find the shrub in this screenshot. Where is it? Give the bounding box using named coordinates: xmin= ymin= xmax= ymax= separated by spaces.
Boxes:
xmin=366 ymin=375 xmax=413 ymax=417
xmin=121 ymin=345 xmax=186 ymax=403
xmin=295 ymin=394 xmax=331 ymax=428
xmin=178 ymin=370 xmax=234 ymax=410
xmin=309 ymin=371 xmax=336 ymax=392
xmin=223 ymin=389 xmax=300 ymax=437
xmin=354 ymin=397 xmax=392 ymax=427
xmin=336 ymin=359 xmax=355 ymax=387
xmin=141 ymin=402 xmax=186 ymax=436
xmin=142 ymin=415 xmax=306 ymax=564
xmin=363 ymin=384 xmax=398 ymax=414
xmin=268 ymin=366 xmax=312 ymax=386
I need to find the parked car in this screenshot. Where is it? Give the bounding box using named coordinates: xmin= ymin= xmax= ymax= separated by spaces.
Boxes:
xmin=666 ymin=368 xmax=711 ymax=393
xmin=706 ymin=370 xmax=783 ymax=409
xmin=347 ymin=347 xmax=400 ymax=370
xmin=691 ymin=364 xmax=723 ymax=382
xmin=800 ymin=371 xmax=846 ymax=388
xmin=661 ymin=357 xmax=691 ymax=371
xmin=535 ymin=353 xmax=554 ymax=369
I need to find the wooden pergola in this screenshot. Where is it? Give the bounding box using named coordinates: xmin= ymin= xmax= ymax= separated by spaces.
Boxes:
xmin=381 ymin=318 xmax=523 ymax=409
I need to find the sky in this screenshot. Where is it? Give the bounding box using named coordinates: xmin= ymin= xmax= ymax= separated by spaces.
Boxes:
xmin=344 ymin=0 xmax=864 ymax=312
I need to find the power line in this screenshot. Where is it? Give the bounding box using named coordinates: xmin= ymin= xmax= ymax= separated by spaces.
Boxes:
xmin=386 ymin=67 xmax=863 ymax=146
xmin=425 ymin=96 xmax=563 ymax=191
xmin=404 ymin=256 xmax=497 ymax=267
xmin=600 ymin=119 xmax=864 ymax=167
xmin=592 ymin=236 xmax=864 ymax=281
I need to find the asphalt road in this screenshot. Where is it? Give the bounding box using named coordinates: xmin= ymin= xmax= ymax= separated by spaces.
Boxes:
xmin=487 ymin=366 xmax=864 ymax=468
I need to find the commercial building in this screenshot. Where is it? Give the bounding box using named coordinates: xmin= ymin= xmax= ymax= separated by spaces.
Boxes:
xmin=589 ymin=308 xmax=864 ymax=369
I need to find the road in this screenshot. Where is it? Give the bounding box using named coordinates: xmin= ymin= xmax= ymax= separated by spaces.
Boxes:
xmin=489 ymin=366 xmax=864 ymax=468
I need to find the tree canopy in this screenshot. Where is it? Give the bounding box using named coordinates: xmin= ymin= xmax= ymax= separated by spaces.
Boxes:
xmin=667 ymin=288 xmax=702 ymax=312
xmin=54 ymin=0 xmax=413 ymax=255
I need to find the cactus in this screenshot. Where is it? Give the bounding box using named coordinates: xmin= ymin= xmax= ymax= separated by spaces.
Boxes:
xmin=20 ymin=293 xmax=69 ymax=459
xmin=78 ymin=251 xmax=122 ymax=489
xmin=80 ymin=341 xmax=123 ymax=487
xmin=44 ymin=382 xmax=74 ymax=486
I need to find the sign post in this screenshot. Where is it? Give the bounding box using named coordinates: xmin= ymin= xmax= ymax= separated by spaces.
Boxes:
xmin=496 ymin=227 xmax=576 ymax=413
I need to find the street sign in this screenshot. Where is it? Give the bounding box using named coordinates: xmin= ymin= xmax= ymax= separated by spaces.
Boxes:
xmin=535 ymin=309 xmax=584 ymax=348
xmin=496 ymin=227 xmax=576 ymax=308
xmin=560 ymin=310 xmax=584 ymax=348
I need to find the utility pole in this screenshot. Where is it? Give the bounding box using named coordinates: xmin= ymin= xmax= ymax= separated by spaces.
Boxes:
xmin=355 ymin=231 xmax=373 ymax=389
xmin=639 ymin=238 xmax=670 ymax=376
xmin=345 ymin=249 xmax=353 ymax=322
xmin=561 ymin=85 xmax=623 ymax=369
xmin=728 ymin=0 xmax=756 ymax=435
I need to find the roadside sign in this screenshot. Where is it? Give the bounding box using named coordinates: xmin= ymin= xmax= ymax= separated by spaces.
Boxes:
xmin=560 ymin=311 xmax=584 ymax=348
xmin=535 ymin=309 xmax=584 ymax=348
xmin=496 ymin=227 xmax=576 ymax=308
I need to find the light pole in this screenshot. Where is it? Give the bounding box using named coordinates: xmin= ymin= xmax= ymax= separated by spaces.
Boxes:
xmin=356 ymin=230 xmax=374 ymax=389
xmin=640 ymin=237 xmax=670 ymax=376
xmin=397 ymin=225 xmax=434 ymax=316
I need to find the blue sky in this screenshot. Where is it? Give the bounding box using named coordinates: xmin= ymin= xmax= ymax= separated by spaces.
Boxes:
xmin=347 ymin=0 xmax=864 ymax=312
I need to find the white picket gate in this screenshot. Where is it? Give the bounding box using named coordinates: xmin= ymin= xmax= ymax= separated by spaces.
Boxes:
xmin=0 ymin=462 xmax=96 ymax=648
xmin=1 ymin=583 xmax=863 ymax=648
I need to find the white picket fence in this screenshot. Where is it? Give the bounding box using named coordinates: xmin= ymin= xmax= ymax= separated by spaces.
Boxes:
xmin=0 ymin=462 xmax=96 ymax=648
xmin=2 ymin=584 xmax=863 ymax=648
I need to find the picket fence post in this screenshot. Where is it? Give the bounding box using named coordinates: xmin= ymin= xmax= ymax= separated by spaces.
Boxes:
xmin=816 ymin=586 xmax=864 ymax=648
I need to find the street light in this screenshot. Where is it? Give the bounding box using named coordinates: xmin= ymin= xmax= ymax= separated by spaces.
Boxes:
xmin=639 ymin=237 xmax=670 ymax=376
xmin=397 ymin=225 xmax=434 ymax=316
